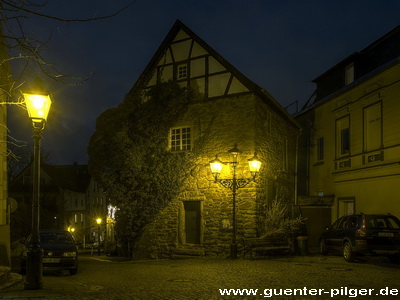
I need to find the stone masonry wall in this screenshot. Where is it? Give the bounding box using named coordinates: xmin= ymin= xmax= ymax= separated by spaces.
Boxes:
xmin=134 ymin=93 xmax=299 ymax=258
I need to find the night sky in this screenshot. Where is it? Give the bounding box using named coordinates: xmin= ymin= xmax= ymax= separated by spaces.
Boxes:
xmin=6 ymin=0 xmax=400 ymax=165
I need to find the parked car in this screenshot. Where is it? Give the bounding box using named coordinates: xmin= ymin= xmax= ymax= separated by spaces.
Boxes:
xmin=320 ymin=213 xmax=400 ymax=263
xmin=21 ymin=229 xmax=78 ymax=275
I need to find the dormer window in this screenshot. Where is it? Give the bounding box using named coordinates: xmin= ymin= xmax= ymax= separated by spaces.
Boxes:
xmin=345 ymin=63 xmax=354 ymax=85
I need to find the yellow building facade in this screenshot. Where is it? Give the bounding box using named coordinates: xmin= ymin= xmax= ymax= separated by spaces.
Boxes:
xmin=296 ymin=26 xmax=400 ymax=246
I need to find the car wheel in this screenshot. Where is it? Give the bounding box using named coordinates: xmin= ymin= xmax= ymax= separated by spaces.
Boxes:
xmin=320 ymin=239 xmax=328 ymax=255
xmin=388 ymin=254 xmax=400 ymax=264
xmin=343 ymin=242 xmax=355 ymax=262
xmin=69 ymin=268 xmax=78 ymax=275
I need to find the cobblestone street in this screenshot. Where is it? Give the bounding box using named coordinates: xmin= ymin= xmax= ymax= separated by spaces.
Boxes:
xmin=1 ymin=253 xmax=400 ymax=299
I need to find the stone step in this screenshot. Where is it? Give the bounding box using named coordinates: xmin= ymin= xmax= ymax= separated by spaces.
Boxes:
xmin=173 ymin=247 xmax=205 ymax=257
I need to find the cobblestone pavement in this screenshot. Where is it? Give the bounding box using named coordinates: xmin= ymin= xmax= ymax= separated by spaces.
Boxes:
xmin=1 ymin=253 xmax=400 ymax=299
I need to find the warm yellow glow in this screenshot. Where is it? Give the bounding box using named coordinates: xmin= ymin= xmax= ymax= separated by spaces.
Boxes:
xmin=70 ymin=227 xmax=75 ymax=233
xmin=96 ymin=218 xmax=102 ymax=225
xmin=248 ymin=155 xmax=262 ymax=173
xmin=23 ymin=93 xmax=52 ymax=122
xmin=209 ymin=156 xmax=223 ymax=176
xmin=228 ymin=144 xmax=240 ymax=163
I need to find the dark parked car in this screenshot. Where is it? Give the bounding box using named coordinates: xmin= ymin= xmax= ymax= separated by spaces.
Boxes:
xmin=21 ymin=229 xmax=78 ymax=275
xmin=320 ymin=213 xmax=400 ymax=263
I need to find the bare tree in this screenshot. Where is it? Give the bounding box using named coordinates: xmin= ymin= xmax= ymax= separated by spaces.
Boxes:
xmin=0 ymin=0 xmax=135 ymax=168
xmin=0 ymin=0 xmax=135 ymax=97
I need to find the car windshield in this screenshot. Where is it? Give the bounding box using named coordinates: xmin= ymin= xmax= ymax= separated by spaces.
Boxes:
xmin=366 ymin=216 xmax=400 ymax=230
xmin=40 ymin=232 xmax=74 ymax=244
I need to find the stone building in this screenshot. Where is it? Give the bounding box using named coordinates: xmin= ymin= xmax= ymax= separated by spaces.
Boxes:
xmin=121 ymin=20 xmax=300 ymax=258
xmin=296 ymin=25 xmax=400 ymax=247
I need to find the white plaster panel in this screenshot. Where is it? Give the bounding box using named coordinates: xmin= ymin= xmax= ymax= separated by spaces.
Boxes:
xmin=208 ymin=73 xmax=230 ymax=97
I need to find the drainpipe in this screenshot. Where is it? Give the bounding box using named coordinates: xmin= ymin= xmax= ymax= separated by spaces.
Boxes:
xmin=294 ymin=131 xmax=300 ymax=206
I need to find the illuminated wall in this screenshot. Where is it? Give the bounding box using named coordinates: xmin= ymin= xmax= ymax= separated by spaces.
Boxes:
xmin=297 ymin=53 xmax=400 ymax=221
xmin=132 ymin=21 xmax=300 ymax=258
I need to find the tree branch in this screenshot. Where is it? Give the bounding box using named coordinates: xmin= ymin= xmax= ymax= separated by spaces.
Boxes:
xmin=0 ymin=0 xmax=137 ymax=23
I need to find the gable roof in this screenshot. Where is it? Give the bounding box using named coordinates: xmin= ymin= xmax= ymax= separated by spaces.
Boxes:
xmin=307 ymin=25 xmax=400 ymax=105
xmin=129 ymin=19 xmax=299 ymax=129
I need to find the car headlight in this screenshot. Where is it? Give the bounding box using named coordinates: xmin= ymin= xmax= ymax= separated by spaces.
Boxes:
xmin=63 ymin=251 xmax=77 ymax=257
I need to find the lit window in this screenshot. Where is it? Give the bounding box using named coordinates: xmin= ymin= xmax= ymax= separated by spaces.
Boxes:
xmin=177 ymin=64 xmax=188 ymax=79
xmin=345 ymin=63 xmax=354 ymax=85
xmin=364 ymin=102 xmax=382 ymax=151
xmin=74 ymin=214 xmax=78 ymax=223
xmin=170 ymin=127 xmax=191 ymax=151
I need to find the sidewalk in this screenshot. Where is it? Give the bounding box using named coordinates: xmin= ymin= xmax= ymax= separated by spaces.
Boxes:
xmin=0 ymin=249 xmax=124 ymax=292
xmin=0 ymin=266 xmax=23 ymax=291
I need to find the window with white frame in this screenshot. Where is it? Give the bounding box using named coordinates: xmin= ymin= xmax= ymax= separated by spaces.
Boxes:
xmin=364 ymin=102 xmax=382 ymax=151
xmin=345 ymin=63 xmax=354 ymax=85
xmin=336 ymin=116 xmax=350 ymax=157
xmin=338 ymin=198 xmax=355 ymax=217
xmin=170 ymin=127 xmax=191 ymax=151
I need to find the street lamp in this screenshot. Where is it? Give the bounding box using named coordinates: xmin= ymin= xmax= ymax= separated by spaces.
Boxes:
xmin=209 ymin=144 xmax=262 ymax=259
xmin=96 ymin=218 xmax=102 ymax=256
xmin=23 ymin=82 xmax=52 ymax=290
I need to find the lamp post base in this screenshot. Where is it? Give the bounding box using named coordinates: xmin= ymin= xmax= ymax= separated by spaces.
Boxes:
xmin=24 ymin=248 xmax=43 ymax=290
xmin=230 ymin=244 xmax=238 ymax=259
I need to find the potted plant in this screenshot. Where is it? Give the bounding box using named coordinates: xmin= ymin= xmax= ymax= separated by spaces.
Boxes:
xmin=261 ymin=198 xmax=307 ymax=254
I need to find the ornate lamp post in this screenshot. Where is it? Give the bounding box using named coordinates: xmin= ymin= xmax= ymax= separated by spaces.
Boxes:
xmin=209 ymin=144 xmax=261 ymax=259
xmin=96 ymin=218 xmax=102 ymax=256
xmin=23 ymin=85 xmax=52 ymax=290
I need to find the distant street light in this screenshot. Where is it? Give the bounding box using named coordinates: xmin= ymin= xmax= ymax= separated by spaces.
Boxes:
xmin=23 ymin=80 xmax=52 ymax=290
xmin=96 ymin=218 xmax=102 ymax=256
xmin=209 ymin=144 xmax=261 ymax=259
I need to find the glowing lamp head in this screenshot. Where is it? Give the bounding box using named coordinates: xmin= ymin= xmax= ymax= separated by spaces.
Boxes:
xmin=228 ymin=144 xmax=240 ymax=163
xmin=23 ymin=92 xmax=52 ymax=125
xmin=209 ymin=155 xmax=224 ymax=181
xmin=248 ymin=154 xmax=262 ymax=178
xmin=96 ymin=218 xmax=102 ymax=225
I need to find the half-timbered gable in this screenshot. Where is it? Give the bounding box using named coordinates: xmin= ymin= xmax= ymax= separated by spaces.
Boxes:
xmin=123 ymin=20 xmax=300 ymax=258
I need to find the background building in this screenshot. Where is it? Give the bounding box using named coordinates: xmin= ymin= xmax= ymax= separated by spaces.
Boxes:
xmin=296 ymin=25 xmax=400 ymax=247
xmin=9 ymin=163 xmax=107 ymax=249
